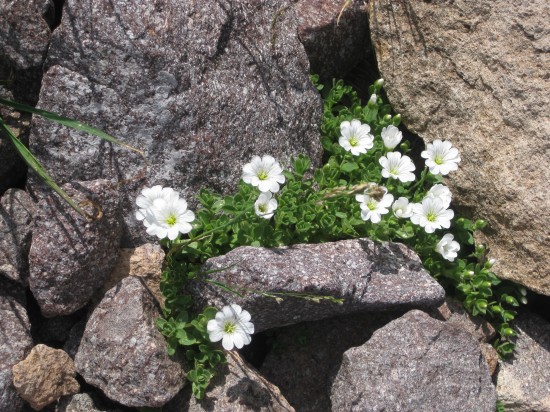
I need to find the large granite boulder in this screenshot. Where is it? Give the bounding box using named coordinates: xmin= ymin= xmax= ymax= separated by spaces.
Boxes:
xmin=12 ymin=344 xmax=80 ymax=411
xmin=368 ymin=0 xmax=550 ymax=295
xmin=496 ymin=312 xmax=550 ymax=411
xmin=28 ymin=0 xmax=324 ymax=246
xmin=0 ymin=189 xmax=37 ymax=285
xmin=190 ymin=238 xmax=445 ymax=332
xmin=166 ymin=352 xmax=294 ymax=412
xmin=75 ymin=276 xmax=186 ymax=408
xmin=29 ymin=179 xmax=122 ymax=317
xmin=0 ymin=277 xmax=33 ymax=412
xmin=331 ymin=310 xmax=497 ymax=411
xmin=260 ymin=311 xmax=403 ymax=412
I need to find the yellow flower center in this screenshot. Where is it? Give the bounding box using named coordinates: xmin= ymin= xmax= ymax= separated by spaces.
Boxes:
xmin=349 ymin=136 xmax=359 ymax=146
xmin=165 ymin=214 xmax=177 ymax=226
xmin=258 ymin=171 xmax=269 ymax=180
xmin=427 ymin=212 xmax=437 ymax=222
xmin=434 ymin=155 xmax=444 ymax=165
xmin=258 ymin=204 xmax=267 ymax=213
xmin=367 ymin=200 xmax=377 ymax=210
xmin=224 ymin=322 xmax=236 ymax=334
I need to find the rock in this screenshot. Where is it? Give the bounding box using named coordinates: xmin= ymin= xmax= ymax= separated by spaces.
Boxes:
xmin=93 ymin=243 xmax=165 ymax=306
xmin=432 ymin=297 xmax=496 ymax=342
xmin=75 ymin=276 xmax=186 ymax=408
xmin=62 ymin=319 xmax=87 ymax=360
xmin=480 ymin=342 xmax=499 ymax=377
xmin=260 ymin=311 xmax=403 ymax=412
xmin=29 ymin=179 xmax=122 ymax=317
xmin=0 ymin=189 xmax=37 ymax=285
xmin=368 ymin=0 xmax=550 ymax=295
xmin=331 ymin=310 xmax=497 ymax=411
xmin=12 ymin=345 xmax=79 ymax=411
xmin=166 ymin=352 xmax=294 ymax=412
xmin=190 ymin=238 xmax=445 ymax=332
xmin=0 ymin=277 xmax=33 ymax=412
xmin=56 ymin=393 xmax=122 ymax=412
xmin=0 ymin=0 xmax=54 ymax=104
xmin=28 ymin=0 xmax=324 ymax=247
xmin=297 ymin=0 xmax=369 ymax=80
xmin=496 ymin=312 xmax=550 ymax=411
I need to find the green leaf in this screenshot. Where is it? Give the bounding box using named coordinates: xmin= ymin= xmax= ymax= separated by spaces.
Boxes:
xmin=340 ymin=161 xmax=359 ymax=173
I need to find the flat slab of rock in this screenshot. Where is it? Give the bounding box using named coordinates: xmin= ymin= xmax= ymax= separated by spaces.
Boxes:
xmin=75 ymin=276 xmax=186 ymax=408
xmin=29 ymin=0 xmax=323 ymax=246
xmin=191 ymin=238 xmax=445 ymax=332
xmin=369 ymin=0 xmax=550 ymax=295
xmin=260 ymin=311 xmax=403 ymax=412
xmin=496 ymin=312 xmax=550 ymax=412
xmin=0 ymin=189 xmax=37 ymax=285
xmin=331 ymin=310 xmax=496 ymax=412
xmin=166 ymin=352 xmax=294 ymax=412
xmin=29 ymin=179 xmax=122 ymax=317
xmin=12 ymin=344 xmax=79 ymax=411
xmin=0 ymin=277 xmax=32 ymax=412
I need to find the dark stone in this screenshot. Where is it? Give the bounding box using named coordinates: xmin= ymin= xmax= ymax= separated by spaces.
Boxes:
xmin=0 ymin=189 xmax=37 ymax=285
xmin=260 ymin=311 xmax=403 ymax=412
xmin=74 ymin=276 xmax=186 ymax=408
xmin=29 ymin=179 xmax=122 ymax=317
xmin=297 ymin=0 xmax=369 ymax=80
xmin=28 ymin=0 xmax=324 ymax=247
xmin=190 ymin=238 xmax=445 ymax=332
xmin=56 ymin=393 xmax=123 ymax=412
xmin=0 ymin=277 xmax=33 ymax=412
xmin=331 ymin=310 xmax=497 ymax=412
xmin=165 ymin=352 xmax=294 ymax=412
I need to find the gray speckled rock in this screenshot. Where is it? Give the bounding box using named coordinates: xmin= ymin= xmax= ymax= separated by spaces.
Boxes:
xmin=190 ymin=238 xmax=445 ymax=332
xmin=166 ymin=352 xmax=294 ymax=412
xmin=496 ymin=312 xmax=550 ymax=412
xmin=75 ymin=276 xmax=186 ymax=408
xmin=28 ymin=0 xmax=323 ymax=246
xmin=297 ymin=0 xmax=369 ymax=80
xmin=56 ymin=393 xmax=122 ymax=412
xmin=331 ymin=310 xmax=497 ymax=412
xmin=29 ymin=179 xmax=122 ymax=317
xmin=260 ymin=311 xmax=403 ymax=412
xmin=0 ymin=277 xmax=33 ymax=412
xmin=0 ymin=189 xmax=37 ymax=285
xmin=369 ymin=0 xmax=550 ymax=295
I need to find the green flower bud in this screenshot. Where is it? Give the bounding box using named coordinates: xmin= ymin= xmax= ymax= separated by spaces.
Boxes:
xmin=482 ymin=281 xmax=492 ymax=289
xmin=474 ymin=219 xmax=487 ymax=229
xmin=399 ymin=141 xmax=410 ymax=151
xmin=367 ymin=94 xmax=377 ymax=108
xmin=374 ymin=78 xmax=384 ymax=90
xmin=476 ymin=244 xmax=486 ymax=254
xmin=503 ymin=328 xmax=515 ymax=337
xmin=491 ymin=305 xmax=502 ymax=313
xmin=520 ymin=296 xmax=528 ymax=305
xmin=519 ymin=287 xmax=527 ymax=296
xmin=392 ymin=114 xmax=402 ymax=126
xmin=383 ymin=114 xmax=392 ymax=122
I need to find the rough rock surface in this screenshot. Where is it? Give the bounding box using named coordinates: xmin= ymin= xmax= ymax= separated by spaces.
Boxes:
xmin=260 ymin=311 xmax=403 ymax=412
xmin=28 ymin=0 xmax=324 ymax=246
xmin=331 ymin=310 xmax=497 ymax=412
xmin=496 ymin=312 xmax=550 ymax=411
xmin=56 ymin=393 xmax=123 ymax=412
xmin=0 ymin=277 xmax=32 ymax=412
xmin=191 ymin=238 xmax=445 ymax=332
xmin=12 ymin=344 xmax=80 ymax=411
xmin=93 ymin=243 xmax=164 ymax=306
xmin=28 ymin=179 xmax=122 ymax=317
xmin=369 ymin=0 xmax=550 ymax=295
xmin=297 ymin=0 xmax=369 ymax=80
xmin=0 ymin=189 xmax=37 ymax=285
xmin=166 ymin=352 xmax=294 ymax=412
xmin=75 ymin=276 xmax=186 ymax=408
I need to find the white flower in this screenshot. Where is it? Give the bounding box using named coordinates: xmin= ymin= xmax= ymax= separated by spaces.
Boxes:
xmin=436 ymin=233 xmax=460 ymax=262
xmin=356 ymin=185 xmax=394 ymax=223
xmin=242 ymin=155 xmax=285 ymax=193
xmin=379 ymin=152 xmax=416 ymax=183
xmin=381 ymin=125 xmax=403 ymax=150
xmin=410 ymin=197 xmax=454 ymax=233
xmin=207 ymin=304 xmax=254 ymax=350
xmin=254 ymin=192 xmax=277 ymax=219
xmin=427 ymin=184 xmax=452 ymax=208
xmin=392 ymin=197 xmax=413 ymax=218
xmin=369 ymin=94 xmax=377 ymax=105
xmin=421 ymin=139 xmax=461 ymax=175
xmin=143 ymin=196 xmax=195 ymax=240
xmin=135 ymin=185 xmax=179 ymax=221
xmin=338 ymin=119 xmax=374 ymax=156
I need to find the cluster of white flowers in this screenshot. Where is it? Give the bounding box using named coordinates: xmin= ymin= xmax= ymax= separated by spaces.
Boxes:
xmin=207 ymin=304 xmax=254 ymax=350
xmin=339 ymin=116 xmax=462 ymax=262
xmin=242 ymin=155 xmax=285 ymax=219
xmin=135 ymin=185 xmax=195 ymax=240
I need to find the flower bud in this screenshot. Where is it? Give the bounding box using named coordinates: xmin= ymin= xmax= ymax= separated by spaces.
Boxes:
xmin=503 ymin=328 xmax=515 ymax=337
xmin=485 ymin=258 xmax=496 ymax=269
xmin=475 ymin=244 xmax=486 ymax=254
xmin=482 ymin=281 xmax=492 ymax=289
xmin=520 ymin=296 xmax=528 ymax=305
xmin=519 ymin=287 xmax=527 ymax=296
xmin=474 ymin=219 xmax=487 ymax=229
xmin=491 ymin=305 xmax=502 ymax=313
xmin=374 ymin=78 xmax=384 ymax=89
xmin=368 ymin=94 xmax=377 ymax=107
xmin=383 ymin=114 xmax=392 ymax=122
xmin=392 ymin=114 xmax=402 ymax=126
xmin=505 ymin=295 xmax=516 ymax=305
xmin=399 ymin=141 xmax=410 ymax=152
